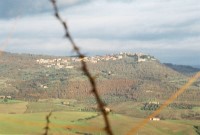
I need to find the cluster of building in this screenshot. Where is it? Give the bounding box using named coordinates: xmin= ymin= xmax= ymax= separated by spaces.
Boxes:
xmin=40 ymin=84 xmax=48 ymax=89
xmin=71 ymin=54 xmax=123 ymax=63
xmin=126 ymin=52 xmax=157 ymax=62
xmin=36 ymin=58 xmax=74 ymax=69
xmin=36 ymin=52 xmax=157 ymax=69
xmin=149 ymin=101 xmax=160 ymax=105
xmin=150 ymin=117 xmax=160 ymax=121
xmin=0 ymin=95 xmax=12 ymax=99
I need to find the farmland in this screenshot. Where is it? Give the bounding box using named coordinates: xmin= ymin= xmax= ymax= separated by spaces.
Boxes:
xmin=0 ymin=99 xmax=200 ymax=135
xmin=0 ymin=111 xmax=199 ymax=135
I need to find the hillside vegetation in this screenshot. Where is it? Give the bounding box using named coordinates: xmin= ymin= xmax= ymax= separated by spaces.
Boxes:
xmin=0 ymin=51 xmax=200 ymax=121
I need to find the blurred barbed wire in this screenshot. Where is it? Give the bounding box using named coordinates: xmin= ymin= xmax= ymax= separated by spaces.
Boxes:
xmin=49 ymin=0 xmax=114 ymax=135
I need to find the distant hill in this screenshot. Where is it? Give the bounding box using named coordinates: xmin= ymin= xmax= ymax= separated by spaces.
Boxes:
xmin=0 ymin=51 xmax=199 ymax=104
xmin=193 ymin=65 xmax=200 ymax=69
xmin=164 ymin=63 xmax=200 ymax=75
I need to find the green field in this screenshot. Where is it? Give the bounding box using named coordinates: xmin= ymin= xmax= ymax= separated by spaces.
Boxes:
xmin=0 ymin=99 xmax=200 ymax=135
xmin=0 ymin=111 xmax=199 ymax=135
xmin=0 ymin=112 xmax=96 ymax=135
xmin=0 ymin=101 xmax=27 ymax=114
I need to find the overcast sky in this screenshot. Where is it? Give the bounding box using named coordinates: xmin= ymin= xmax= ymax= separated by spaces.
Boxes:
xmin=0 ymin=0 xmax=200 ymax=65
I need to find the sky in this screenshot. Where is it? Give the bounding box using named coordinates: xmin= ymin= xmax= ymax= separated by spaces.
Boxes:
xmin=0 ymin=0 xmax=200 ymax=65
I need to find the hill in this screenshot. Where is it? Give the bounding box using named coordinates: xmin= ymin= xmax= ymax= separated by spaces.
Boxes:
xmin=164 ymin=63 xmax=200 ymax=75
xmin=0 ymin=52 xmax=187 ymax=99
xmin=0 ymin=51 xmax=199 ymax=120
xmin=193 ymin=65 xmax=200 ymax=68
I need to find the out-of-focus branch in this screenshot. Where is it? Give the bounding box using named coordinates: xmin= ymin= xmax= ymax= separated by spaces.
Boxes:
xmin=50 ymin=0 xmax=113 ymax=135
xmin=0 ymin=17 xmax=18 ymax=57
xmin=43 ymin=112 xmax=52 ymax=135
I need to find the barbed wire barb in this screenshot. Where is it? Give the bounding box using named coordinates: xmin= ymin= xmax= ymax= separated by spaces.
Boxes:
xmin=43 ymin=111 xmax=52 ymax=135
xmin=49 ymin=0 xmax=114 ymax=135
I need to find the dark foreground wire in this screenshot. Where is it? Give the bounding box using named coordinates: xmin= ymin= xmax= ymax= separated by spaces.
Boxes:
xmin=49 ymin=0 xmax=114 ymax=135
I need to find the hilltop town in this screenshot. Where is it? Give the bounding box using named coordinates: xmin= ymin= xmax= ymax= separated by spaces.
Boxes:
xmin=36 ymin=52 xmax=157 ymax=69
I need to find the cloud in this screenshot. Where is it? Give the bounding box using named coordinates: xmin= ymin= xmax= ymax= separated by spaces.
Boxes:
xmin=0 ymin=0 xmax=90 ymax=18
xmin=64 ymin=0 xmax=200 ymax=41
xmin=0 ymin=0 xmax=200 ymax=65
